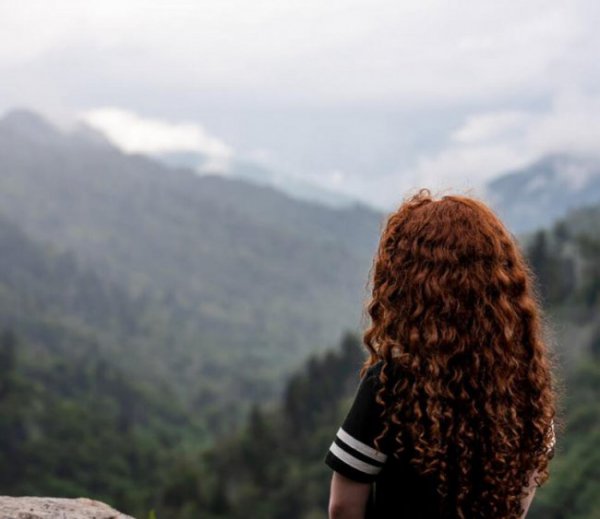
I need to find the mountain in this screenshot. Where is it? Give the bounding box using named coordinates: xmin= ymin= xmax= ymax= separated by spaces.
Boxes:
xmin=157 ymin=150 xmax=360 ymax=208
xmin=0 ymin=108 xmax=384 ymax=418
xmin=485 ymin=154 xmax=600 ymax=234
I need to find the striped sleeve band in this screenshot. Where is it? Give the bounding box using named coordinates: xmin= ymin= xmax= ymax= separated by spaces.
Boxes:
xmin=325 ymin=427 xmax=387 ymax=482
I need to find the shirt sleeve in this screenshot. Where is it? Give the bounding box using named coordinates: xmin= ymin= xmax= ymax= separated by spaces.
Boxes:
xmin=324 ymin=362 xmax=389 ymax=483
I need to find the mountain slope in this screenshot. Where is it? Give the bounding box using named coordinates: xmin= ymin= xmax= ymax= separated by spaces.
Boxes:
xmin=158 ymin=150 xmax=358 ymax=208
xmin=0 ymin=212 xmax=201 ymax=515
xmin=486 ymin=154 xmax=600 ymax=233
xmin=0 ymin=109 xmax=384 ymax=408
xmin=0 ymin=209 xmax=196 ymax=419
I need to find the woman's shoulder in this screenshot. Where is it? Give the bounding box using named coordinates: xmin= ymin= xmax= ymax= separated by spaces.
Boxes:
xmin=363 ymin=359 xmax=399 ymax=389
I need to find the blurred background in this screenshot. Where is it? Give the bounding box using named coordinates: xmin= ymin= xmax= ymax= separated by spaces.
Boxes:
xmin=0 ymin=1 xmax=598 ymax=518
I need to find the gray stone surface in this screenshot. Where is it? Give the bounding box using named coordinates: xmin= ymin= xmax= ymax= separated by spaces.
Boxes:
xmin=0 ymin=497 xmax=135 ymax=519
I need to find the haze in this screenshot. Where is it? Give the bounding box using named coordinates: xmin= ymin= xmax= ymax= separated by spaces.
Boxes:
xmin=2 ymin=0 xmax=600 ymax=208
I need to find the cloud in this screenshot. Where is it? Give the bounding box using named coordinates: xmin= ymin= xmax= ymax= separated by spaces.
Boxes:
xmin=0 ymin=0 xmax=597 ymax=105
xmin=2 ymin=1 xmax=600 ymax=210
xmin=79 ymin=108 xmax=234 ymax=173
xmin=526 ymin=92 xmax=600 ymax=154
xmin=381 ymin=90 xmax=600 ymax=205
xmin=451 ymin=112 xmax=534 ymax=145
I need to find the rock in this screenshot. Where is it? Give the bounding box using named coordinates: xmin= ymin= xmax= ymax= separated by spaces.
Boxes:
xmin=0 ymin=497 xmax=136 ymax=519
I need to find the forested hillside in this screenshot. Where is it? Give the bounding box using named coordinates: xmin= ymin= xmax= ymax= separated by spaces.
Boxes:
xmin=525 ymin=204 xmax=600 ymax=366
xmin=0 ymin=212 xmax=207 ymax=513
xmin=0 ymin=109 xmax=382 ymax=423
xmin=0 ymin=328 xmax=192 ymax=514
xmin=0 ymin=171 xmax=367 ymax=517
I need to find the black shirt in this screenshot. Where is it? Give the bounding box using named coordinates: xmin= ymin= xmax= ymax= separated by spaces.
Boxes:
xmin=325 ymin=363 xmax=442 ymax=518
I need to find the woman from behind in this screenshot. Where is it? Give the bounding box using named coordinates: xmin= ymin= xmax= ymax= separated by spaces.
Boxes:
xmin=325 ymin=189 xmax=556 ymax=519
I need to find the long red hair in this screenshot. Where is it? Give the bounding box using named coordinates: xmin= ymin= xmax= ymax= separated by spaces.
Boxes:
xmin=362 ymin=189 xmax=555 ymax=518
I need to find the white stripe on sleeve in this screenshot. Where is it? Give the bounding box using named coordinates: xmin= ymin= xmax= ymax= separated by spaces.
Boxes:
xmin=329 ymin=442 xmax=382 ymax=475
xmin=337 ymin=427 xmax=388 ymax=463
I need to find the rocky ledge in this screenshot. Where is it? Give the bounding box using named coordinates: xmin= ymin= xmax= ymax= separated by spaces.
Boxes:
xmin=0 ymin=497 xmax=135 ymax=519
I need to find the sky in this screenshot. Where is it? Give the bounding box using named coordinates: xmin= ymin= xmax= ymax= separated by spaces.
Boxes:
xmin=1 ymin=0 xmax=600 ymax=209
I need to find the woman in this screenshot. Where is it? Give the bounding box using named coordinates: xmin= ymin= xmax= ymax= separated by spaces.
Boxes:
xmin=325 ymin=189 xmax=556 ymax=519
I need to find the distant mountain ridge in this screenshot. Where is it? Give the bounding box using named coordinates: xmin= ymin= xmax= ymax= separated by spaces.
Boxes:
xmin=486 ymin=154 xmax=600 ymax=234
xmin=156 ymin=150 xmax=360 ymax=209
xmin=162 ymin=149 xmax=600 ymax=235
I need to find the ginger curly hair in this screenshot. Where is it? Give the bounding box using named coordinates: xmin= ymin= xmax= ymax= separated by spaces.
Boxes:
xmin=362 ymin=189 xmax=556 ymax=518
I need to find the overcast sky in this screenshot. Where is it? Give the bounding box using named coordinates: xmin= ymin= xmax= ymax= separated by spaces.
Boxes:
xmin=1 ymin=0 xmax=600 ymax=209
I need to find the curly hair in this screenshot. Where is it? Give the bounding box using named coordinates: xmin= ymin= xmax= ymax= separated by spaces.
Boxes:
xmin=362 ymin=189 xmax=556 ymax=518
